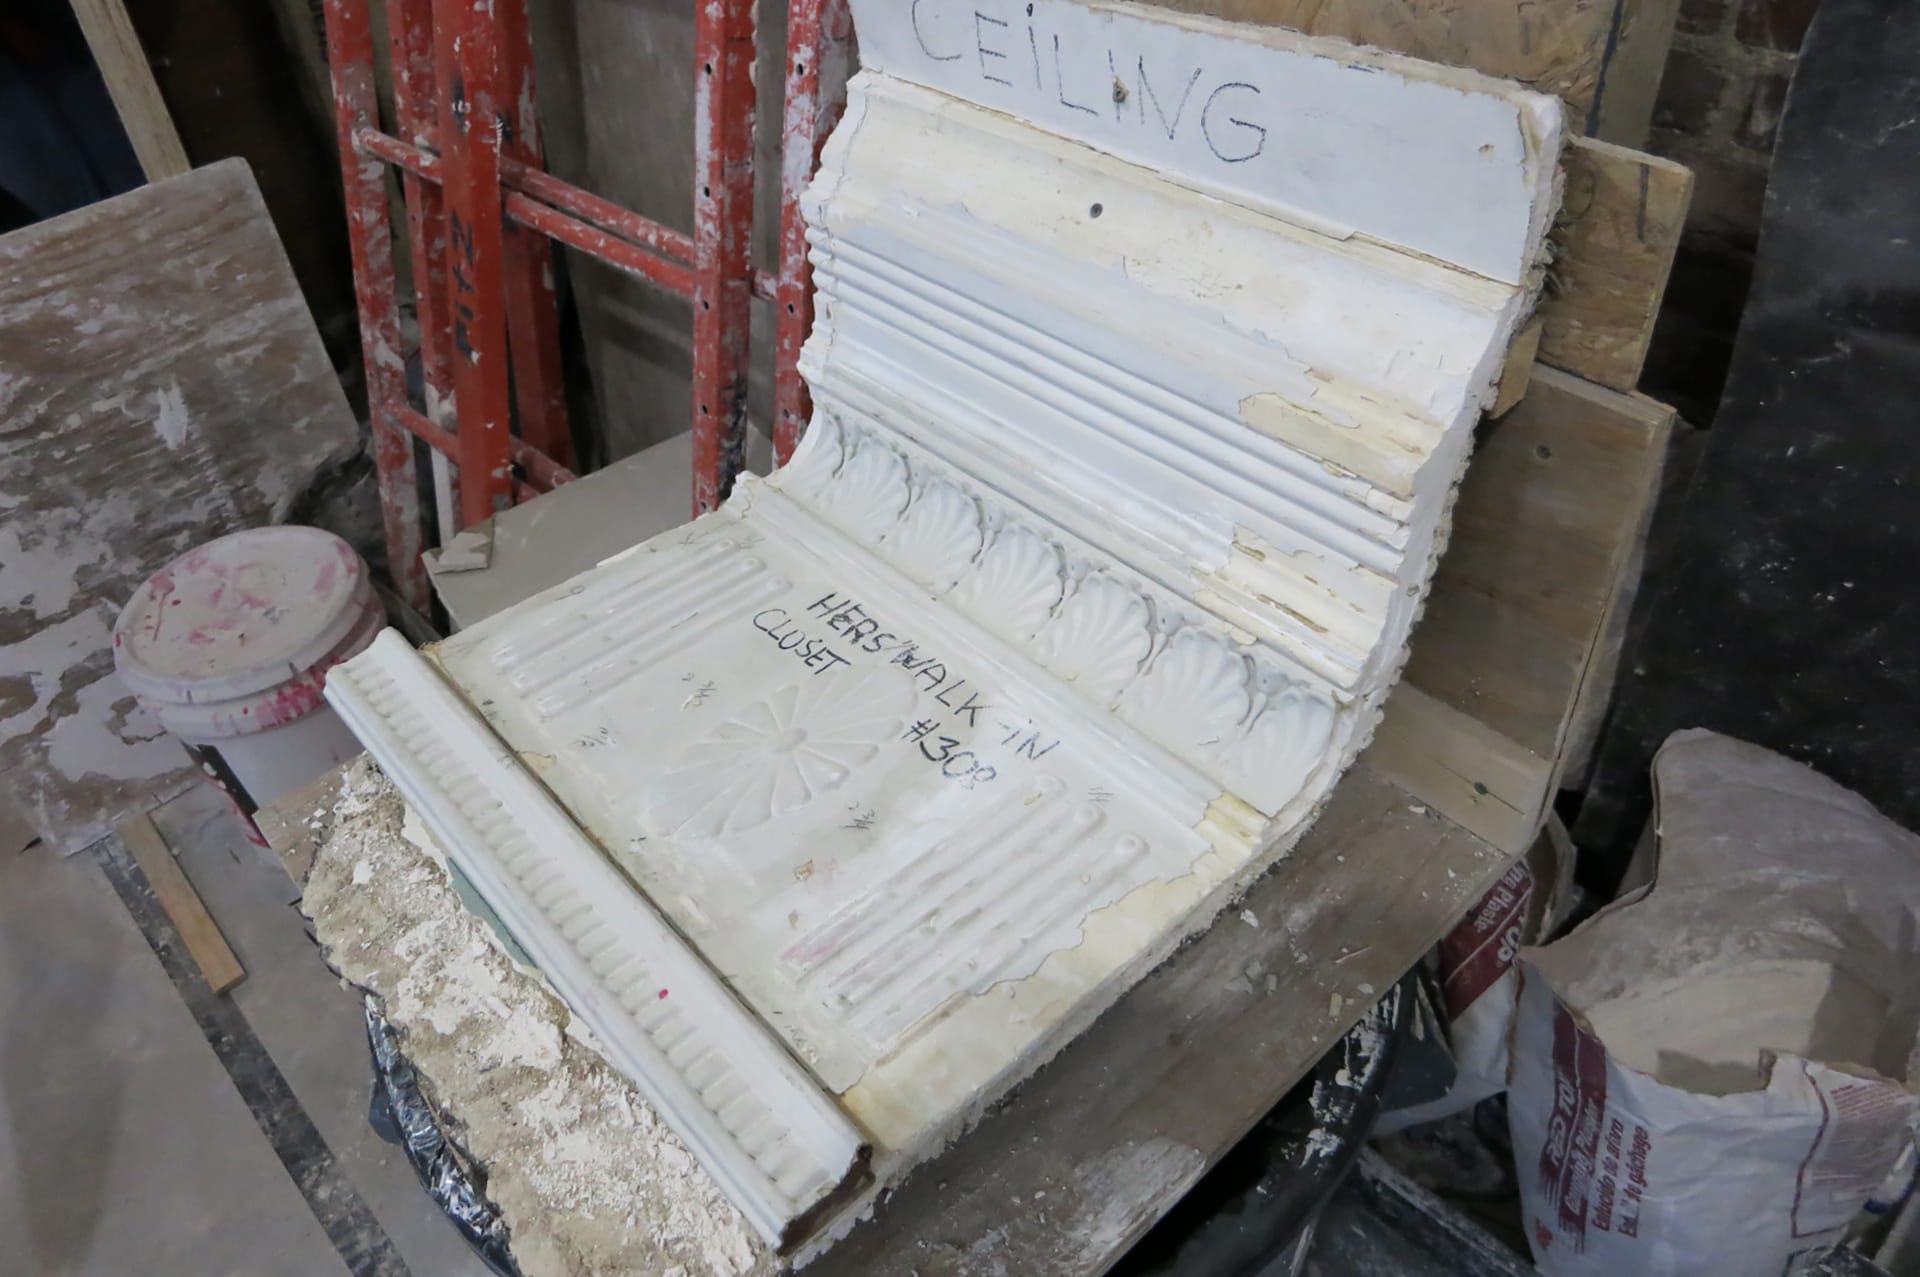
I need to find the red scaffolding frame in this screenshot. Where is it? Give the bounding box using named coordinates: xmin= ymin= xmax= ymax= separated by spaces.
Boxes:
xmin=322 ymin=0 xmax=851 ymax=613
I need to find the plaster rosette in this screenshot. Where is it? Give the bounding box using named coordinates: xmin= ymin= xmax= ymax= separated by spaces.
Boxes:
xmin=327 ymin=0 xmax=1562 ymax=1256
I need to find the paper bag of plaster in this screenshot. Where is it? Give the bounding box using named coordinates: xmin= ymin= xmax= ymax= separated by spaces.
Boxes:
xmin=1508 ymin=729 xmax=1920 ymax=1276
xmin=1375 ymin=821 xmax=1575 ymax=1134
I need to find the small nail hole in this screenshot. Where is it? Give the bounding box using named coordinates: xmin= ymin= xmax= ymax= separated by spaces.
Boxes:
xmin=1089 ymin=203 xmax=1104 ymax=218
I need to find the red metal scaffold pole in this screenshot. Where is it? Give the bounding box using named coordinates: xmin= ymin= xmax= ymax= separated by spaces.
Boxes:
xmin=320 ymin=0 xmax=849 ymax=611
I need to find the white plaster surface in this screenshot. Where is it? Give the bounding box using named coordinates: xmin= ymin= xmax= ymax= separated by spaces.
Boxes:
xmin=853 ymin=0 xmax=1562 ymax=284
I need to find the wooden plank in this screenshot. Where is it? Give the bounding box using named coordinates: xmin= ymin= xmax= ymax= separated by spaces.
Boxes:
xmin=68 ymin=0 xmax=190 ymax=181
xmin=116 ymin=811 xmax=246 ymax=993
xmin=0 ymin=160 xmax=360 ymax=852
xmin=1588 ymin=0 xmax=1681 ymax=148
xmin=828 ymin=763 xmax=1513 ymax=1274
xmin=1491 ymin=316 xmax=1543 ymax=419
xmin=1560 ymin=431 xmax=1672 ymax=785
xmin=1366 ymin=686 xmax=1551 ymax=853
xmin=1373 ymin=367 xmax=1674 ymax=851
xmin=1147 ymin=0 xmax=1632 ymax=132
xmin=1539 ymin=139 xmax=1694 ymax=392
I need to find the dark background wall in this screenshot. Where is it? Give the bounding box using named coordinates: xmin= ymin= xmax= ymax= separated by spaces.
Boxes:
xmin=1641 ymin=0 xmax=1819 ymax=423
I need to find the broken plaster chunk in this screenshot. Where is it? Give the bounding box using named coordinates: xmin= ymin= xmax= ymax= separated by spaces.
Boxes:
xmin=432 ymin=522 xmax=495 ymax=574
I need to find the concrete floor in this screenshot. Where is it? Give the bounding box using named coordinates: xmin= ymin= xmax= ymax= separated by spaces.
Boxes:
xmin=0 ymin=435 xmax=716 ymax=1277
xmin=0 ymin=783 xmax=496 ymax=1277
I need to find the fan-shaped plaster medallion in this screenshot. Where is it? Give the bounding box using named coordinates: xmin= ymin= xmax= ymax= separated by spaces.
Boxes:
xmin=780 ymin=413 xmax=846 ymax=498
xmin=652 ymin=665 xmax=917 ymax=839
xmin=1118 ymin=629 xmax=1255 ymax=757
xmin=948 ymin=524 xmax=1065 ymax=643
xmin=1031 ymin=575 xmax=1155 ymax=706
xmin=879 ymin=479 xmax=984 ymax=592
xmin=821 ymin=433 xmax=910 ymax=543
xmin=1222 ymin=687 xmax=1338 ymax=815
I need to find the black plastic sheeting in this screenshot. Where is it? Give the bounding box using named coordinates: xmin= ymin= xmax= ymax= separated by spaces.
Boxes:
xmin=1113 ymin=974 xmax=1413 ymax=1275
xmin=1576 ymin=0 xmax=1920 ymax=881
xmin=363 ymin=997 xmax=520 ymax=1276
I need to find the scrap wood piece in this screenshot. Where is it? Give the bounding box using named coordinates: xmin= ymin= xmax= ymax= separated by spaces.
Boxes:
xmin=1373 ymin=366 xmax=1675 ymax=852
xmin=1539 ymin=139 xmax=1695 ymax=392
xmin=116 ymin=810 xmax=246 ymax=994
xmin=1491 ymin=316 xmax=1544 ymax=419
xmin=67 ymin=0 xmax=190 ymax=181
xmin=0 ymin=158 xmax=360 ymax=852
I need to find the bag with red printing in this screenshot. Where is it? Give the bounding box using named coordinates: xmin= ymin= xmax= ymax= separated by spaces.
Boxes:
xmin=1508 ymin=730 xmax=1920 ymax=1275
xmin=1375 ymin=821 xmax=1573 ymax=1134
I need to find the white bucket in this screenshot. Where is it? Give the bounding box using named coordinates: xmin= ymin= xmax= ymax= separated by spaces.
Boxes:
xmin=114 ymin=526 xmax=385 ymax=810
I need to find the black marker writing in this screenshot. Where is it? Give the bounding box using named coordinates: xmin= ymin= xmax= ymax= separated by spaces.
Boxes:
xmin=1138 ymin=59 xmax=1202 ymax=140
xmin=911 ymin=0 xmax=962 ymax=60
xmin=751 ymin=607 xmax=852 ymax=676
xmin=1201 ymin=81 xmax=1267 ymax=162
xmin=1053 ymin=34 xmax=1099 ymax=116
xmin=976 ymin=12 xmax=1013 ymax=85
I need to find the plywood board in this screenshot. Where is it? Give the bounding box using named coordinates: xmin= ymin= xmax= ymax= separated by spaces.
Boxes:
xmin=0 ymin=159 xmax=359 ymax=851
xmin=1147 ymin=0 xmax=1643 ymax=134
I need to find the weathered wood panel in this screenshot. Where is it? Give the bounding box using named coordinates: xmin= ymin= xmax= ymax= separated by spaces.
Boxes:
xmin=0 ymin=160 xmax=359 ymax=850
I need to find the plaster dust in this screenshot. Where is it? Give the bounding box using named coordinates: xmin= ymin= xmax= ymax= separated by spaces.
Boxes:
xmin=300 ymin=759 xmax=776 ymax=1277
xmin=1580 ymin=957 xmax=1891 ymax=1096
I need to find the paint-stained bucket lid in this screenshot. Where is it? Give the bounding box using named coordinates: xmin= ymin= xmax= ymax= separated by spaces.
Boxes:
xmin=114 ymin=526 xmax=375 ymax=707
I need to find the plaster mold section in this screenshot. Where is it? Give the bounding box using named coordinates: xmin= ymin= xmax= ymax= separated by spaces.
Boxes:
xmin=328 ymin=0 xmax=1561 ymax=1253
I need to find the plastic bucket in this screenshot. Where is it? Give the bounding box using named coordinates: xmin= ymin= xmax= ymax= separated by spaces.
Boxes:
xmin=114 ymin=526 xmax=384 ymax=810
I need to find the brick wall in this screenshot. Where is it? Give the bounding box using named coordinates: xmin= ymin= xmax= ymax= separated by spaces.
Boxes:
xmin=1639 ymin=0 xmax=1818 ymax=421
xmin=1651 ymin=0 xmax=1815 ymax=246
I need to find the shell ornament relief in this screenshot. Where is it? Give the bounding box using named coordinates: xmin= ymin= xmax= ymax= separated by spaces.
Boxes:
xmin=775 ymin=410 xmax=1345 ymax=817
xmin=652 ymin=665 xmax=917 ymax=839
xmin=878 ymin=478 xmax=984 ymax=592
xmin=1031 ymin=575 xmax=1154 ymax=706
